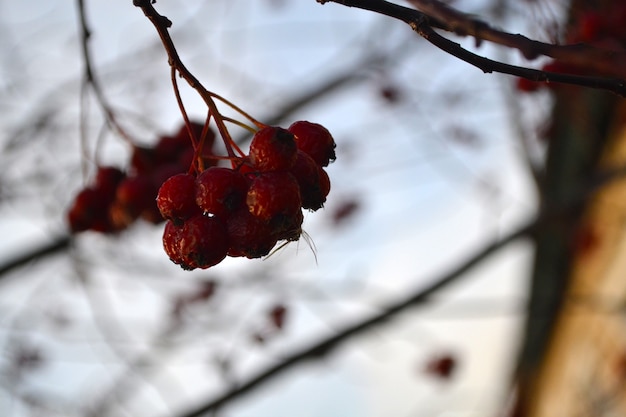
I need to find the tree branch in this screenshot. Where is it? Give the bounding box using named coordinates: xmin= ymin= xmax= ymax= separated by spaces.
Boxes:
xmin=0 ymin=235 xmax=72 ymax=279
xmin=317 ymin=0 xmax=626 ymax=96
xmin=176 ymin=218 xmax=535 ymax=417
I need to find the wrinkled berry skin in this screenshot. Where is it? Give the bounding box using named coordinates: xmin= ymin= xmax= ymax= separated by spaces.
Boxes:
xmin=162 ymin=220 xmax=186 ymax=266
xmin=157 ymin=173 xmax=200 ymax=224
xmin=249 ymin=126 xmax=297 ymax=172
xmin=289 ymin=150 xmax=329 ymax=211
xmin=195 ymin=167 xmax=249 ymax=219
xmin=288 ymin=121 xmax=336 ymax=167
xmin=246 ymin=172 xmax=302 ymax=224
xmin=178 ymin=215 xmax=229 ymax=270
xmin=226 ymin=208 xmax=278 ymax=258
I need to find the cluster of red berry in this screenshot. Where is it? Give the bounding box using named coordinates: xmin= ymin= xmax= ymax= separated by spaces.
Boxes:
xmin=158 ymin=121 xmax=335 ymax=270
xmin=67 ymin=122 xmax=215 ymax=233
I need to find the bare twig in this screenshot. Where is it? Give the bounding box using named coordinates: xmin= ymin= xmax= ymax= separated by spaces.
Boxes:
xmin=76 ymin=0 xmax=133 ymax=144
xmin=317 ymin=0 xmax=626 ymax=96
xmin=406 ymin=0 xmax=626 ymax=76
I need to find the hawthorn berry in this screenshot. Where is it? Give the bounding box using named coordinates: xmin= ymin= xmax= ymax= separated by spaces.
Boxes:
xmin=226 ymin=207 xmax=278 ymax=258
xmin=162 ymin=220 xmax=185 ymax=266
xmin=130 ymin=145 xmax=157 ymax=176
xmin=289 ymin=150 xmax=329 ymax=211
xmin=95 ymin=166 xmax=125 ymax=198
xmin=272 ymin=208 xmax=303 ymax=242
xmin=157 ymin=173 xmax=201 ymax=224
xmin=178 ymin=214 xmax=229 ymax=269
xmin=246 ymin=172 xmax=302 ymax=224
xmin=67 ymin=187 xmax=113 ymax=233
xmin=249 ymin=126 xmax=297 ymax=172
xmin=288 ymin=121 xmax=336 ymax=167
xmin=195 ymin=167 xmax=249 ymax=219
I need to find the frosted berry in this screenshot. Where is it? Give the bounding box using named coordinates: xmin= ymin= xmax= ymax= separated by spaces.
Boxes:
xmin=178 ymin=214 xmax=229 ymax=269
xmin=288 ymin=121 xmax=336 ymax=167
xmin=226 ymin=208 xmax=278 ymax=258
xmin=249 ymin=126 xmax=297 ymax=172
xmin=195 ymin=167 xmax=249 ymax=219
xmin=246 ymin=172 xmax=301 ymax=224
xmin=157 ymin=173 xmax=201 ymax=224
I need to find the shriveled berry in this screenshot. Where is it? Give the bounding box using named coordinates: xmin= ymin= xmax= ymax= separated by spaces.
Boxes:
xmin=195 ymin=167 xmax=249 ymax=219
xmin=249 ymin=126 xmax=297 ymax=172
xmin=226 ymin=208 xmax=278 ymax=258
xmin=157 ymin=173 xmax=200 ymax=224
xmin=288 ymin=121 xmax=336 ymax=167
xmin=179 ymin=214 xmax=228 ymax=269
xmin=246 ymin=172 xmax=301 ymax=224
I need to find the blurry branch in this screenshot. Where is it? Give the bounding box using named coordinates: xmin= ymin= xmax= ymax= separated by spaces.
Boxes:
xmin=176 ymin=159 xmax=626 ymax=417
xmin=177 ymin=219 xmax=536 ymax=417
xmin=0 ymin=235 xmax=72 ymax=278
xmin=76 ymin=0 xmax=133 ymax=144
xmin=316 ymin=0 xmax=626 ymax=96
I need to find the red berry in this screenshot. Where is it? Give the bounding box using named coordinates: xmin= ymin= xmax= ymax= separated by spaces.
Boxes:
xmin=195 ymin=167 xmax=249 ymax=219
xmin=178 ymin=214 xmax=229 ymax=269
xmin=272 ymin=208 xmax=303 ymax=242
xmin=130 ymin=146 xmax=157 ymax=175
xmin=226 ymin=208 xmax=278 ymax=258
xmin=162 ymin=220 xmax=186 ymax=266
xmin=288 ymin=121 xmax=336 ymax=167
xmin=246 ymin=172 xmax=301 ymax=224
xmin=289 ymin=150 xmax=329 ymax=211
xmin=67 ymin=187 xmax=113 ymax=233
xmin=425 ymin=354 xmax=457 ymax=380
xmin=249 ymin=126 xmax=297 ymax=171
xmin=154 ymin=135 xmax=187 ymax=165
xmin=176 ymin=121 xmax=215 ymax=150
xmin=95 ymin=166 xmax=125 ymax=199
xmin=108 ymin=176 xmax=156 ymax=229
xmin=115 ymin=176 xmax=156 ymax=216
xmin=157 ymin=173 xmax=201 ymax=224
xmin=269 ymin=304 xmax=287 ymax=330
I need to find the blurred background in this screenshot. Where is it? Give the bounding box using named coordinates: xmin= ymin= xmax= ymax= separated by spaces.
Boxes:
xmin=1 ymin=0 xmax=611 ymax=416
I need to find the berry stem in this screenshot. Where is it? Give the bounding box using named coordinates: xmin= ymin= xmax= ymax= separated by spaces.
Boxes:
xmin=134 ymin=0 xmax=242 ymax=162
xmin=209 ymin=91 xmax=267 ymax=129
